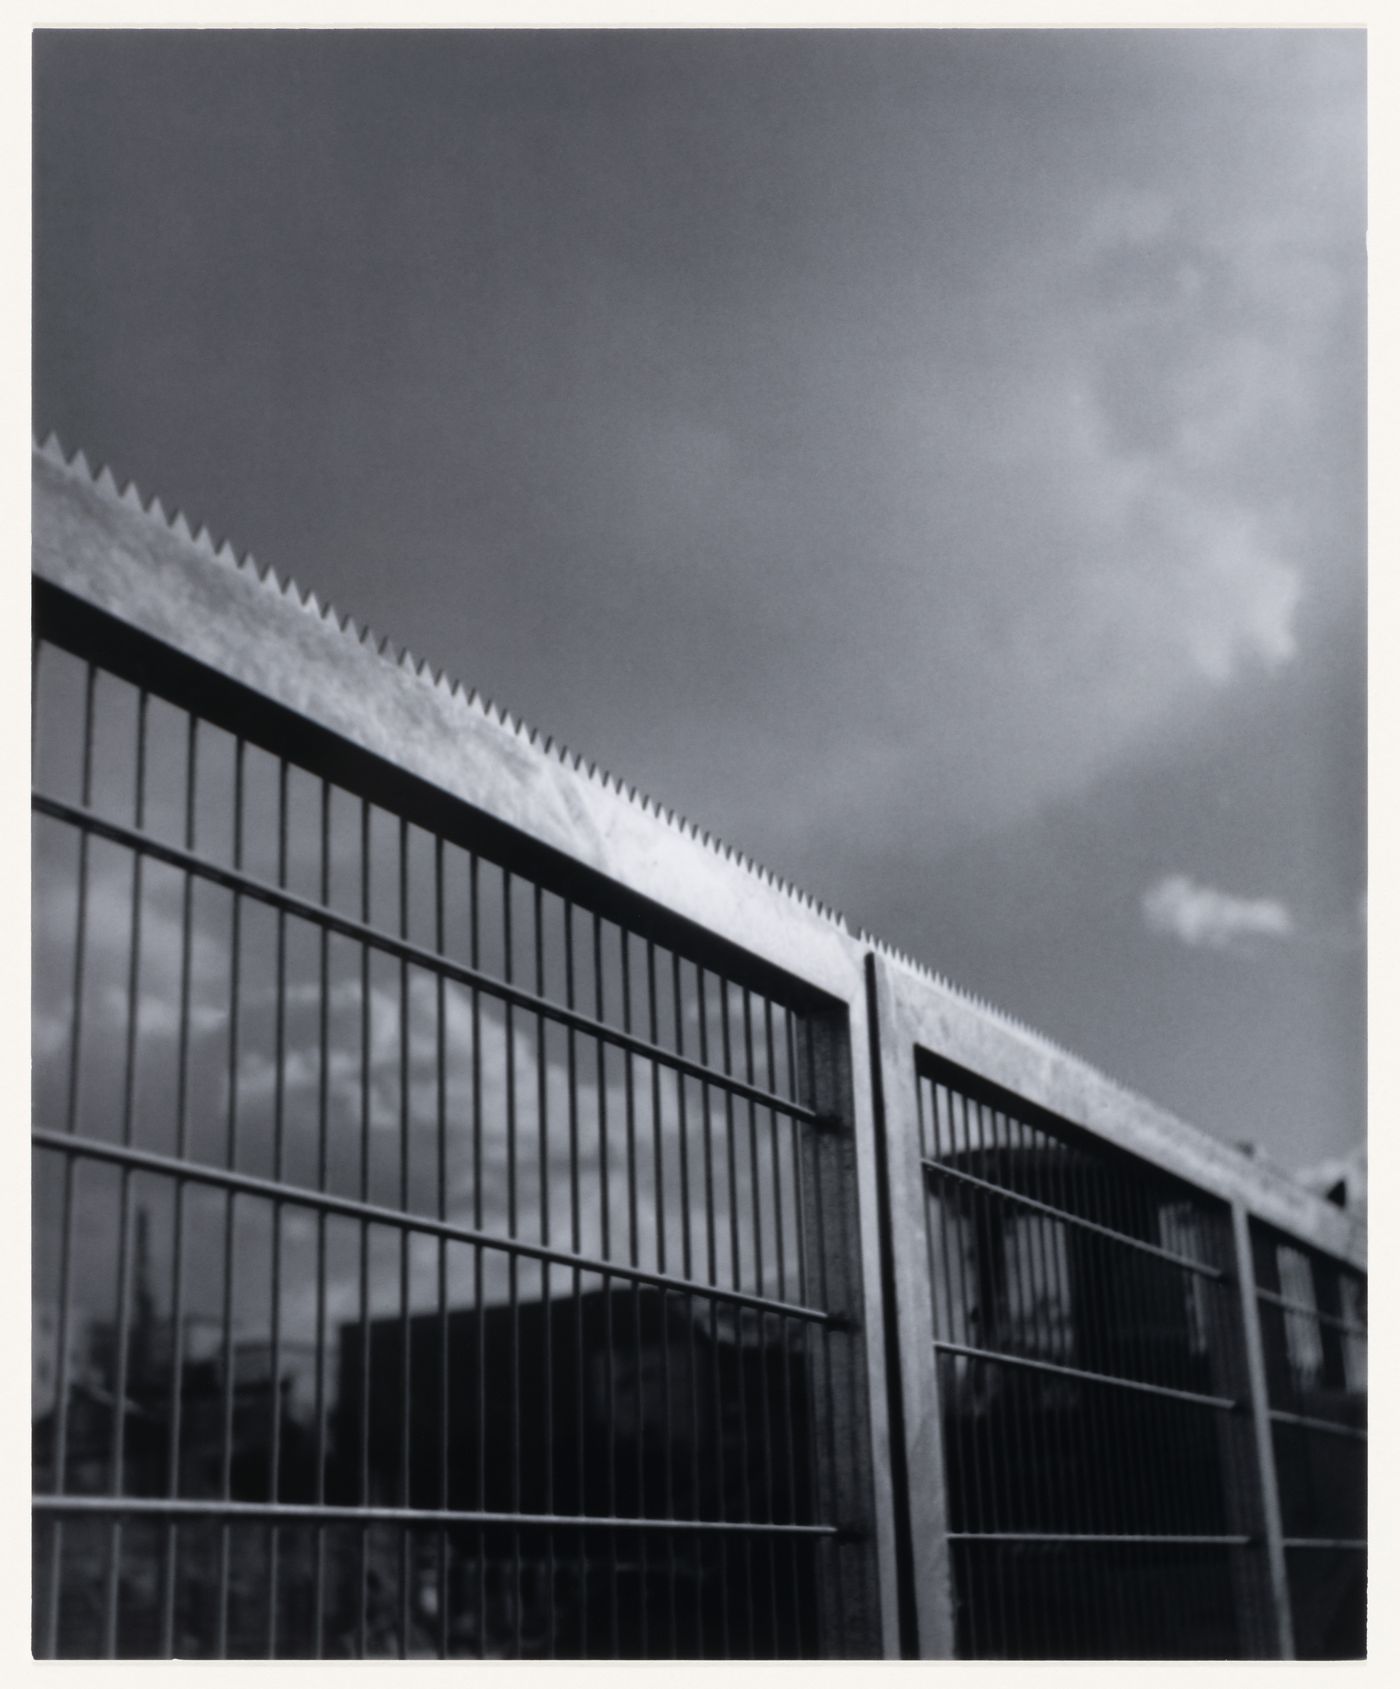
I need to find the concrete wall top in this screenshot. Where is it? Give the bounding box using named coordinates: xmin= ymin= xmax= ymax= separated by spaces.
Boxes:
xmin=31 ymin=438 xmax=1366 ymax=1271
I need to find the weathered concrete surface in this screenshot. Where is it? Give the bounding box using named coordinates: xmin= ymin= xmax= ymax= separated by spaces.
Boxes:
xmin=32 ymin=444 xmax=864 ymax=1007
xmin=32 ymin=439 xmax=1366 ymax=1269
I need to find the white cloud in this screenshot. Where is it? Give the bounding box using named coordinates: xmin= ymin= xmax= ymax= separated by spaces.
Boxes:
xmin=1142 ymin=873 xmax=1294 ymax=952
xmin=1065 ymin=199 xmax=1324 ymax=689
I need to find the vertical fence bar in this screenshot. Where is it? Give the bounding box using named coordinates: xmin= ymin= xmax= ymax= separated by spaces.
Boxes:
xmin=719 ymin=979 xmax=753 ymax=1651
xmin=398 ymin=819 xmax=413 ymax=1659
xmin=645 ymin=941 xmax=679 ymax=1652
xmin=435 ymin=837 xmax=450 ymax=1660
xmin=311 ymin=777 xmax=331 ymax=1659
xmin=695 ymin=968 xmax=731 ymax=1657
xmin=535 ymin=885 xmax=558 ymax=1654
xmin=1231 ymin=1201 xmax=1296 ymax=1659
xmin=563 ymin=901 xmax=587 ymax=1656
xmin=598 ymin=916 xmax=618 ymax=1657
xmin=620 ymin=932 xmax=644 ymax=1660
xmin=158 ymin=710 xmax=198 ymax=1657
xmin=215 ymin=736 xmax=245 ymax=1659
xmin=469 ymin=852 xmax=486 ymax=1660
xmin=42 ymin=661 xmax=97 ymax=1659
xmin=266 ymin=756 xmax=289 ymax=1657
xmin=101 ymin=688 xmax=148 ymax=1657
xmin=502 ymin=871 xmax=522 ymax=1658
xmin=741 ymin=990 xmax=780 ymax=1653
xmin=355 ymin=797 xmax=372 ymax=1659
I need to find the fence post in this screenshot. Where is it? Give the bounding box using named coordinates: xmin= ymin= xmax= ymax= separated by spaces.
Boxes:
xmin=863 ymin=953 xmax=957 ymax=1658
xmin=1231 ymin=1200 xmax=1295 ymax=1658
xmin=792 ymin=996 xmax=894 ymax=1657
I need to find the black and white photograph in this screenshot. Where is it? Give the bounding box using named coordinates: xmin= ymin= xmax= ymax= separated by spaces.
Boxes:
xmin=29 ymin=17 xmax=1367 ymax=1661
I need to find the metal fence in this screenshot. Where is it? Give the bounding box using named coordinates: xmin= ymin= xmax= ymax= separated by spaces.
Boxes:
xmin=31 ymin=439 xmax=1366 ymax=1659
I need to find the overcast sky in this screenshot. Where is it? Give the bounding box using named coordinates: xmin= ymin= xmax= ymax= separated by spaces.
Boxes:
xmin=33 ymin=28 xmax=1365 ymax=1173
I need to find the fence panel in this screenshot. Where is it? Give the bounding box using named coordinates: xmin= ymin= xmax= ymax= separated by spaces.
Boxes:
xmin=1246 ymin=1223 xmax=1366 ymax=1657
xmin=862 ymin=948 xmax=1361 ymax=1659
xmin=911 ymin=1057 xmax=1272 ymax=1656
xmin=31 ymin=594 xmax=884 ymax=1659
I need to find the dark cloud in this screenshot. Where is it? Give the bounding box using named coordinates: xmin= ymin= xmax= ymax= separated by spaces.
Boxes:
xmin=33 ymin=29 xmax=1364 ymax=1167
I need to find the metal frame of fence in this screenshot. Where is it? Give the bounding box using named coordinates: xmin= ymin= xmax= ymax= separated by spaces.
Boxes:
xmin=31 ymin=437 xmax=1366 ymax=1659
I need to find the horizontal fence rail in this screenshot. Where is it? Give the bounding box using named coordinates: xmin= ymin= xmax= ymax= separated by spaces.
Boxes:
xmin=31 ymin=441 xmax=1365 ymax=1661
